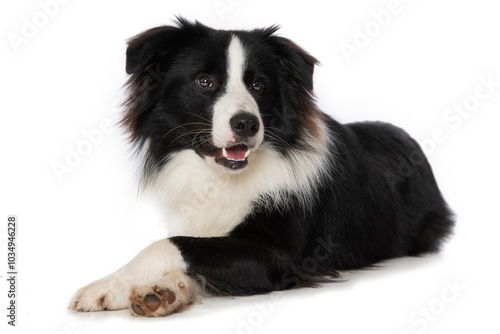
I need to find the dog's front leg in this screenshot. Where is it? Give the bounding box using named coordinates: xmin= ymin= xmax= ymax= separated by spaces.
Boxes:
xmin=69 ymin=239 xmax=189 ymax=312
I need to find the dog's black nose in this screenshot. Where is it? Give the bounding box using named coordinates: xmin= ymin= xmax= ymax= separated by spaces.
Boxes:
xmin=230 ymin=112 xmax=260 ymax=138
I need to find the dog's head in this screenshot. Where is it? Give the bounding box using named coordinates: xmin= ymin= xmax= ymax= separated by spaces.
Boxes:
xmin=122 ymin=18 xmax=322 ymax=179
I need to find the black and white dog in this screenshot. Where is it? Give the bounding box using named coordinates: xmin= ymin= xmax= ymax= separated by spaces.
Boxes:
xmin=70 ymin=18 xmax=454 ymax=317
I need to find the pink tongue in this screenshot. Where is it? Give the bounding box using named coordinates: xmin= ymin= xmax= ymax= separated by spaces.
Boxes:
xmin=226 ymin=145 xmax=248 ymax=159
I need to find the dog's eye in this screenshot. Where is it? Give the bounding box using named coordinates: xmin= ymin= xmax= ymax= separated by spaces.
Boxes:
xmin=198 ymin=77 xmax=213 ymax=88
xmin=252 ymin=81 xmax=263 ymax=92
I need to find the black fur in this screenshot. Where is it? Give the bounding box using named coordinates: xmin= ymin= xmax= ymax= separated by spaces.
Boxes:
xmin=122 ymin=18 xmax=454 ymax=296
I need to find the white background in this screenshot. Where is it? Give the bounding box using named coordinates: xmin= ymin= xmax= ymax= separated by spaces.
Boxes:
xmin=1 ymin=0 xmax=499 ymax=333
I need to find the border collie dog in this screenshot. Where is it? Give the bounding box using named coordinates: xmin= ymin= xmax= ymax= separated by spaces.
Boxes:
xmin=70 ymin=18 xmax=454 ymax=317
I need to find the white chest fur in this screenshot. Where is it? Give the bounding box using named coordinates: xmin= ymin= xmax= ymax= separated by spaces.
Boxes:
xmin=149 ymin=139 xmax=330 ymax=238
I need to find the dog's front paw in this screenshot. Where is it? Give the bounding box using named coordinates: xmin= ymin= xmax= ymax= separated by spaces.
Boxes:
xmin=129 ymin=270 xmax=197 ymax=317
xmin=69 ymin=276 xmax=131 ymax=312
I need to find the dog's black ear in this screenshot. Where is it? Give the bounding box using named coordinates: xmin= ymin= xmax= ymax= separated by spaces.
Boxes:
xmin=125 ymin=25 xmax=181 ymax=74
xmin=267 ymin=33 xmax=319 ymax=91
xmin=126 ymin=18 xmax=208 ymax=75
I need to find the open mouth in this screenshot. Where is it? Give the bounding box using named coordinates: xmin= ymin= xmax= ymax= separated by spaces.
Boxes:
xmin=198 ymin=141 xmax=251 ymax=170
xmin=215 ymin=144 xmax=250 ymax=170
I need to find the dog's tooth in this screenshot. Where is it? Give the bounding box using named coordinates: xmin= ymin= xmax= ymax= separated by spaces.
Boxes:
xmin=244 ymin=150 xmax=250 ymax=158
xmin=222 ymin=147 xmax=228 ymax=158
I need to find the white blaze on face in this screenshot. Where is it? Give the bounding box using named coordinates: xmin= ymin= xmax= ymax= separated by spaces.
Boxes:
xmin=211 ymin=35 xmax=263 ymax=148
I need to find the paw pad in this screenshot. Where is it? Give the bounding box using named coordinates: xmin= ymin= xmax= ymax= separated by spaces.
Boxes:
xmin=154 ymin=286 xmax=176 ymax=304
xmin=128 ymin=270 xmax=196 ymax=317
xmin=129 ymin=286 xmax=181 ymax=317
xmin=144 ymin=293 xmax=162 ymax=311
xmin=131 ymin=303 xmax=147 ymax=316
